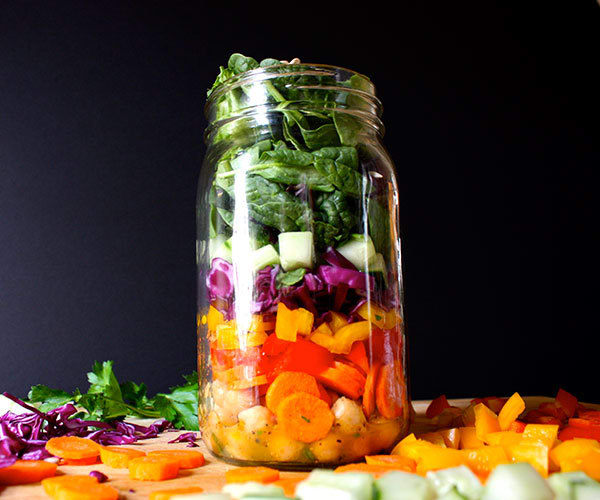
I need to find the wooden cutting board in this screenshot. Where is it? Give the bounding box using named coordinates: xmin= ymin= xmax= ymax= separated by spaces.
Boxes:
xmin=1 ymin=397 xmax=594 ymax=499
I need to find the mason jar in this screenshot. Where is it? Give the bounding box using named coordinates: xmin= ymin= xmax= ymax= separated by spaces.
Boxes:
xmin=197 ymin=59 xmax=409 ymax=468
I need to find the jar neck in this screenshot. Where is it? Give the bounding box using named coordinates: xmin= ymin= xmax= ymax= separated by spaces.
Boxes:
xmin=204 ymin=64 xmax=384 ymax=147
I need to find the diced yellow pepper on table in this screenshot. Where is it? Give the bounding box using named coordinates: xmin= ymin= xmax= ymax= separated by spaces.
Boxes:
xmin=464 ymin=446 xmax=509 ymax=478
xmin=484 ymin=430 xmax=523 ymax=448
xmin=474 ymin=403 xmax=501 ymax=440
xmin=507 ymin=441 xmax=550 ymax=477
xmin=522 ymin=423 xmax=559 ymax=449
xmin=550 ymin=438 xmax=600 ymax=473
xmin=418 ymin=432 xmax=447 ymax=447
xmin=498 ymin=392 xmax=525 ymax=430
xmin=459 ymin=427 xmax=485 ymax=449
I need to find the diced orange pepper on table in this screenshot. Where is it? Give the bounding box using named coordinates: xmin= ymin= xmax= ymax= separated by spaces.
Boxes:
xmin=507 ymin=441 xmax=550 ymax=477
xmin=550 ymin=438 xmax=600 ymax=472
xmin=475 ymin=403 xmax=501 ymax=440
xmin=426 ymin=395 xmax=451 ymax=419
xmin=439 ymin=428 xmax=461 ymax=449
xmin=465 ymin=446 xmax=509 ymax=479
xmin=418 ymin=432 xmax=447 ymax=447
xmin=498 ymin=392 xmax=525 ymax=431
xmin=415 ymin=446 xmax=466 ymax=475
xmin=522 ymin=423 xmax=559 ymax=449
xmin=365 ymin=455 xmax=416 ymax=472
xmin=483 ymin=431 xmax=523 ymax=448
xmin=459 ymin=427 xmax=485 ymax=449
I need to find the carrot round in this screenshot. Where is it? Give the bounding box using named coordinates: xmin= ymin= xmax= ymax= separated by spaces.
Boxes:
xmin=265 ymin=371 xmax=320 ymax=413
xmin=54 ymin=480 xmax=119 ymax=500
xmin=365 ymin=454 xmax=416 ymax=472
xmin=0 ymin=460 xmax=57 ymax=485
xmin=62 ymin=456 xmax=99 ymax=466
xmin=276 ymin=392 xmax=334 ymax=443
xmin=362 ymin=361 xmax=381 ymax=418
xmin=46 ymin=436 xmax=101 ymax=460
xmin=225 ymin=466 xmax=280 ymax=484
xmin=99 ymin=446 xmax=146 ymax=468
xmin=42 ymin=476 xmax=99 ymax=497
xmin=128 ymin=455 xmax=180 ymax=481
xmin=375 ymin=363 xmax=404 ymax=419
xmin=148 ymin=450 xmax=205 ymax=469
xmin=149 ymin=486 xmax=205 ymax=500
xmin=335 ymin=463 xmax=400 ymax=478
xmin=317 ymin=361 xmax=366 ymax=400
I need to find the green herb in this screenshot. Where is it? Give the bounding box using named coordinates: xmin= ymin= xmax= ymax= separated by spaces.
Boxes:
xmin=27 ymin=361 xmax=199 ymax=430
xmin=375 ymin=314 xmax=383 ymax=321
xmin=276 ymin=268 xmax=307 ymax=288
xmin=303 ymin=447 xmax=316 ymax=461
xmin=300 ymin=415 xmax=311 ymax=423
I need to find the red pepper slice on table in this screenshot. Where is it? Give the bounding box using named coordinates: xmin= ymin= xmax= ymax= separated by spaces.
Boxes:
xmin=426 ymin=395 xmax=451 ymax=419
xmin=556 ymin=388 xmax=578 ymax=418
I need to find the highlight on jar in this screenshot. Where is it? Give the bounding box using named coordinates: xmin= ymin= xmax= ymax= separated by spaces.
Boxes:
xmin=196 ymin=55 xmax=409 ymax=466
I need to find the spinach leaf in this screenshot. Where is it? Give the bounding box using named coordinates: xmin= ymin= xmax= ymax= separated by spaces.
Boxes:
xmin=215 ymin=207 xmax=269 ymax=247
xmin=227 ymin=53 xmax=259 ymax=74
xmin=368 ymin=198 xmax=392 ymax=257
xmin=300 ymin=123 xmax=341 ymax=149
xmin=252 ymin=166 xmax=334 ymax=192
xmin=313 ymin=220 xmax=342 ymax=250
xmin=334 ymin=111 xmax=362 ymax=146
xmin=276 ymin=268 xmax=306 ymax=288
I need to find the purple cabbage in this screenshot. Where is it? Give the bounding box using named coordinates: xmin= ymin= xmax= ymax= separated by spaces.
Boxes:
xmin=206 ymin=258 xmax=234 ymax=300
xmin=168 ymin=431 xmax=199 ymax=447
xmin=89 ymin=470 xmax=108 ymax=482
xmin=0 ymin=394 xmax=171 ymax=468
xmin=323 ymin=247 xmax=357 ymax=270
xmin=317 ymin=265 xmax=374 ymax=291
xmin=303 ymin=272 xmax=323 ymax=292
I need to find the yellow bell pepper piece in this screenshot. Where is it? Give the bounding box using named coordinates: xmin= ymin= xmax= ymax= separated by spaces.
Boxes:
xmin=498 ymin=392 xmax=525 ymax=431
xmin=313 ymin=322 xmax=334 ymax=336
xmin=391 ymin=433 xmax=417 ymax=455
xmin=465 ymin=446 xmax=509 ymax=478
xmin=550 ymin=438 xmax=600 ymax=472
xmin=328 ymin=311 xmax=348 ymax=332
xmin=439 ymin=428 xmax=462 ymax=449
xmin=419 ymin=432 xmax=447 ymax=447
xmin=275 ymin=302 xmax=314 ymax=341
xmin=249 ymin=315 xmax=275 ymax=333
xmin=207 ymin=305 xmax=225 ymax=332
xmin=474 ymin=403 xmax=501 ymax=440
xmin=484 ymin=431 xmax=523 ymax=448
xmin=215 ymin=322 xmax=267 ymax=350
xmin=581 ymin=448 xmax=600 ymax=480
xmin=311 ymin=321 xmax=372 ymax=354
xmin=506 ymin=441 xmax=550 ymax=477
xmin=522 ymin=424 xmax=559 ymax=449
xmin=356 ymin=302 xmax=401 ymax=330
xmin=415 ymin=446 xmax=467 ymax=475
xmin=459 ymin=426 xmax=485 ymax=449
xmin=230 ymin=374 xmax=268 ymax=390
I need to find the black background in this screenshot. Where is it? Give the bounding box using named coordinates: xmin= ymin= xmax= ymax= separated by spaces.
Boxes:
xmin=1 ymin=2 xmax=598 ymax=402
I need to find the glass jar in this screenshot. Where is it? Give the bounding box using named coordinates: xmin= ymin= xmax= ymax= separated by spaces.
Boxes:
xmin=197 ymin=61 xmax=409 ymax=468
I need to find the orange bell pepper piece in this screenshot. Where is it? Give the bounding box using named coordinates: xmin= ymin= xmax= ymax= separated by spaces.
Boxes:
xmin=313 ymin=322 xmax=333 ymax=336
xmin=415 ymin=446 xmax=467 ymax=475
xmin=465 ymin=446 xmax=509 ymax=479
xmin=498 ymin=392 xmax=525 ymax=431
xmin=522 ymin=424 xmax=559 ymax=449
xmin=391 ymin=433 xmax=418 ymax=455
xmin=506 ymin=441 xmax=550 ymax=477
xmin=215 ymin=322 xmax=267 ymax=350
xmin=328 ymin=311 xmax=348 ymax=332
xmin=275 ymin=303 xmax=314 ymax=341
xmin=418 ymin=432 xmax=447 ymax=447
xmin=426 ymin=395 xmax=451 ymax=419
xmin=483 ymin=431 xmax=523 ymax=448
xmin=581 ymin=448 xmax=600 ymax=480
xmin=365 ymin=455 xmax=416 ymax=472
xmin=295 ymin=308 xmax=314 ymax=336
xmin=346 ymin=341 xmax=368 ymax=375
xmin=474 ymin=403 xmax=501 ymax=440
xmin=311 ymin=321 xmax=372 ymax=354
xmin=207 ymin=306 xmax=225 ymax=332
xmin=550 ymin=438 xmax=600 ymax=472
xmin=439 ymin=428 xmax=461 ymax=449
xmin=459 ymin=427 xmax=485 ymax=449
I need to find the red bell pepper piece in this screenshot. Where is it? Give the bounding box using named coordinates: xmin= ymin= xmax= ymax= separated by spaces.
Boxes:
xmin=261 ymin=333 xmax=292 ymax=356
xmin=579 ymin=410 xmax=600 ymax=423
xmin=556 ymin=388 xmax=578 ymax=418
xmin=211 ymin=347 xmax=262 ymax=371
xmin=344 ymin=341 xmax=369 ymax=376
xmin=508 ymin=420 xmax=527 ymax=433
xmin=538 ymin=402 xmax=568 ymax=421
xmin=559 ymin=425 xmax=600 ymax=442
xmin=569 ymin=418 xmax=600 ymax=429
xmin=426 ymin=395 xmax=451 ymax=419
xmin=470 ymin=397 xmax=507 ymax=414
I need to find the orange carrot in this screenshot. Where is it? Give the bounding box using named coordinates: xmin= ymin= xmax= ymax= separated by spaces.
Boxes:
xmin=273 ymin=477 xmax=306 ymax=497
xmin=362 ymin=361 xmax=381 ymax=418
xmin=375 ymin=363 xmax=405 ymax=419
xmin=42 ymin=476 xmax=99 ymax=497
xmin=0 ymin=460 xmax=57 ymax=485
xmin=317 ymin=361 xmax=366 ymax=400
xmin=62 ymin=456 xmax=99 ymax=466
xmin=265 ymin=371 xmax=320 ymax=413
xmin=99 ymin=446 xmax=146 ymax=468
xmin=45 ymin=436 xmax=101 ymax=460
xmin=335 ymin=463 xmax=402 ymax=478
xmin=346 ymin=341 xmax=369 ymax=375
xmin=225 ymin=466 xmax=280 ymax=484
xmin=148 ymin=450 xmax=205 ymax=469
xmin=149 ymin=487 xmax=205 ymax=500
xmin=276 ymin=392 xmax=334 ymax=443
xmin=128 ymin=455 xmax=180 ymax=481
xmin=54 ymin=480 xmax=119 ymax=500
xmin=365 ymin=454 xmax=416 ymax=472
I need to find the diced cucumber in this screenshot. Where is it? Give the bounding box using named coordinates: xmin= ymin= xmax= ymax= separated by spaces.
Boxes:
xmin=251 ymin=244 xmax=280 ymax=272
xmin=296 ymin=470 xmax=374 ymax=500
xmin=210 ymin=235 xmax=232 ymax=263
xmin=0 ymin=394 xmax=33 ymax=415
xmin=336 ymin=234 xmax=376 ymax=270
xmin=367 ymin=252 xmax=388 ymax=286
xmin=574 ymin=482 xmax=600 ymax=500
xmin=375 ymin=470 xmax=436 ymax=500
xmin=438 ymin=488 xmax=468 ymax=500
xmin=481 ymin=463 xmax=554 ymax=500
xmin=427 ymin=465 xmax=483 ymax=499
xmin=549 ymin=471 xmax=598 ymax=500
xmin=278 ymin=232 xmax=314 ymax=271
xmin=222 ymin=482 xmax=285 ymax=498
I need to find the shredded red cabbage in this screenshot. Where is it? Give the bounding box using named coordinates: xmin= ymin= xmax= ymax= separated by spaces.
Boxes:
xmin=317 ymin=265 xmax=374 ymax=291
xmin=168 ymin=431 xmax=199 ymax=447
xmin=89 ymin=470 xmax=108 ymax=482
xmin=0 ymin=393 xmax=171 ymax=468
xmin=206 ymin=258 xmax=234 ymax=300
xmin=323 ymin=246 xmax=357 ymax=270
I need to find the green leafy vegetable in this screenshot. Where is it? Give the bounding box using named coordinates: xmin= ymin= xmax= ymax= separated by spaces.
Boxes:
xmin=276 ymin=268 xmax=307 ymax=288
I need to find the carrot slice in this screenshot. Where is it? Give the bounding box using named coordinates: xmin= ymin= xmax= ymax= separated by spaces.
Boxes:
xmin=375 ymin=363 xmax=404 ymax=419
xmin=265 ymin=371 xmax=320 ymax=413
xmin=149 ymin=487 xmax=205 ymax=500
xmin=362 ymin=361 xmax=381 ymax=418
xmin=62 ymin=456 xmax=99 ymax=466
xmin=54 ymin=480 xmax=119 ymax=500
xmin=99 ymin=446 xmax=146 ymax=468
xmin=0 ymin=460 xmax=57 ymax=485
xmin=148 ymin=450 xmax=205 ymax=469
xmin=317 ymin=361 xmax=366 ymax=400
xmin=45 ymin=436 xmax=101 ymax=460
xmin=128 ymin=455 xmax=180 ymax=481
xmin=365 ymin=454 xmax=416 ymax=472
xmin=42 ymin=476 xmax=99 ymax=497
xmin=276 ymin=392 xmax=334 ymax=443
xmin=273 ymin=477 xmax=306 ymax=497
xmin=225 ymin=466 xmax=280 ymax=484
xmin=335 ymin=463 xmax=402 ymax=478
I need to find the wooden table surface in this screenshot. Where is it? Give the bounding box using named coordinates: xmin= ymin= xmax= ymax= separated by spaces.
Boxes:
xmin=0 ymin=397 xmax=590 ymax=499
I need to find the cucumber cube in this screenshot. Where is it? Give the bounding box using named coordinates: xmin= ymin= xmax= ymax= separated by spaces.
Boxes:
xmin=376 ymin=470 xmax=436 ymax=500
xmin=427 ymin=465 xmax=483 ymax=499
xmin=210 ymin=235 xmax=232 ymax=263
xmin=336 ymin=234 xmax=376 ymax=270
xmin=296 ymin=470 xmax=374 ymax=500
xmin=438 ymin=488 xmax=468 ymax=500
xmin=549 ymin=471 xmax=598 ymax=500
xmin=251 ymin=244 xmax=280 ymax=272
xmin=278 ymin=232 xmax=314 ymax=271
xmin=481 ymin=463 xmax=554 ymax=500
xmin=222 ymin=482 xmax=285 ymax=498
xmin=574 ymin=482 xmax=600 ymax=500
